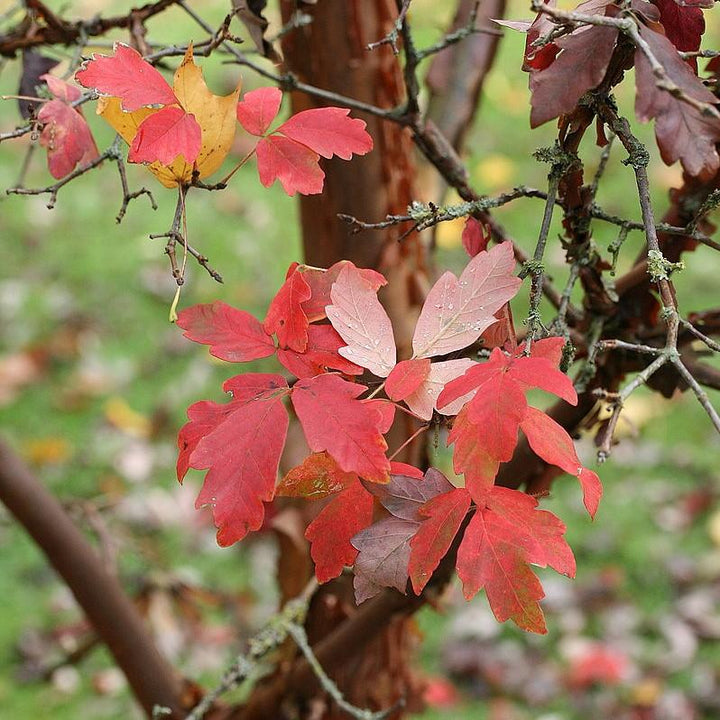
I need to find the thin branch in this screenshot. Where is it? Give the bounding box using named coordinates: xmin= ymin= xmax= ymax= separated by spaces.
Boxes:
xmin=6 ymin=148 xmax=111 ymax=208
xmin=0 ymin=0 xmax=183 ymax=56
xmin=681 ymin=318 xmax=720 ymax=353
xmin=184 ymin=581 xmax=318 ymax=720
xmin=286 ymin=623 xmax=402 ymax=720
xmin=367 ymin=0 xmax=412 ymax=54
xmin=673 ymin=360 xmax=720 ymax=432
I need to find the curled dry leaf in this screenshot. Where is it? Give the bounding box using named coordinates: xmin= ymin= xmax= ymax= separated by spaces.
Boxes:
xmin=37 ymin=74 xmax=99 ymax=179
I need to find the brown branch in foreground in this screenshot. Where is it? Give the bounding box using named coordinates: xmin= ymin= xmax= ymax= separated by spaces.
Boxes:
xmin=0 ymin=437 xmax=186 ymax=719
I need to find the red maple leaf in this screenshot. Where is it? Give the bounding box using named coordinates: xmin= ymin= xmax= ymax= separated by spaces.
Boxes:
xmin=76 ymin=42 xmax=201 ymax=165
xmin=177 ymin=373 xmax=289 ymax=546
xmin=520 ymin=406 xmax=602 ymax=517
xmin=653 ymin=0 xmax=705 ymax=72
xmin=291 ymin=374 xmax=390 ymax=482
xmin=235 ymin=86 xmax=373 ymax=196
xmin=176 ymin=301 xmax=275 ymax=362
xmin=305 ymin=480 xmax=374 ymax=583
xmin=456 ymin=486 xmax=575 ymax=633
xmin=299 ymin=261 xmax=386 ymax=322
xmin=385 ymin=359 xmax=431 ymax=402
xmin=263 ymin=268 xmax=312 ymax=351
xmin=75 ymin=43 xmax=177 ymax=111
xmin=127 ymin=105 xmax=202 ymax=166
xmin=276 ymin=324 xmax=363 ymax=379
xmin=461 ymin=217 xmax=491 ymax=257
xmin=438 ymin=344 xmax=596 ymax=507
xmin=37 ymin=74 xmax=99 ymax=179
xmin=408 ymin=487 xmax=471 ymax=594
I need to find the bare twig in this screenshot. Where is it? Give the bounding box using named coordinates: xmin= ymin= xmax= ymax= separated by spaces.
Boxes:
xmin=287 ymin=622 xmax=403 ymax=720
xmin=367 ymin=0 xmax=412 ymax=54
xmin=184 ymin=581 xmax=318 ymax=720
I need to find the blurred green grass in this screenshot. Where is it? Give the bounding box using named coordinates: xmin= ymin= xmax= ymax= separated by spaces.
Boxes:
xmin=1 ymin=1 xmax=719 ymax=718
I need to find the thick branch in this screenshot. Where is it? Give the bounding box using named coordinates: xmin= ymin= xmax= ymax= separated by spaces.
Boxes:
xmin=0 ymin=437 xmax=185 ymax=719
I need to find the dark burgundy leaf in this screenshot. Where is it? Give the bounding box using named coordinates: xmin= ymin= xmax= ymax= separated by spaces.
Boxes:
xmin=653 ymin=0 xmax=705 ymax=72
xmin=635 ymin=24 xmax=720 ymax=177
xmin=18 ymin=50 xmax=58 ymax=119
xmin=530 ymin=24 xmax=619 ymax=128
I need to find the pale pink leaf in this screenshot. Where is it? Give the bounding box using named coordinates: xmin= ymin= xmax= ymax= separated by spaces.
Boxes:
xmin=404 ymin=359 xmax=476 ymax=421
xmin=326 ymin=264 xmax=396 ymax=377
xmin=412 ymin=242 xmax=521 ymax=359
xmin=38 ymin=100 xmax=99 ymax=178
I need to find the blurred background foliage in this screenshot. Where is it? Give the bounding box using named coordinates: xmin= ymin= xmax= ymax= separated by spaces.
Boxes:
xmin=0 ymin=1 xmax=719 ymax=718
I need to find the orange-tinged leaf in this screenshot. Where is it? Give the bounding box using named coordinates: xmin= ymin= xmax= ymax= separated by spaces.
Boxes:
xmin=94 ymin=46 xmax=240 ymax=187
xmin=509 ymin=356 xmax=577 ymax=405
xmin=530 ymin=336 xmax=566 ymax=367
xmin=456 ymin=371 xmax=528 ymax=461
xmin=447 ymin=404 xmax=500 ymax=501
xmin=277 ymin=451 xmax=358 ymax=498
xmin=169 ymin=46 xmax=241 ymax=181
xmin=291 ymin=374 xmax=390 ymax=482
xmin=306 ymin=480 xmax=373 ymax=582
xmin=388 ymin=461 xmax=424 ymax=479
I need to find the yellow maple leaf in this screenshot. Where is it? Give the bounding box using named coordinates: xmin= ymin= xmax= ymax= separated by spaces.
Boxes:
xmin=98 ymin=46 xmax=241 ymax=188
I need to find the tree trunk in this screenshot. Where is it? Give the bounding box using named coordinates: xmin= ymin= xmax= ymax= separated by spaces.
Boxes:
xmin=250 ymin=1 xmax=428 ymax=717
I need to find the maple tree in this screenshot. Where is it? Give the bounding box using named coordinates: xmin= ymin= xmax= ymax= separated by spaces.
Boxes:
xmin=2 ymin=1 xmax=720 ymax=719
